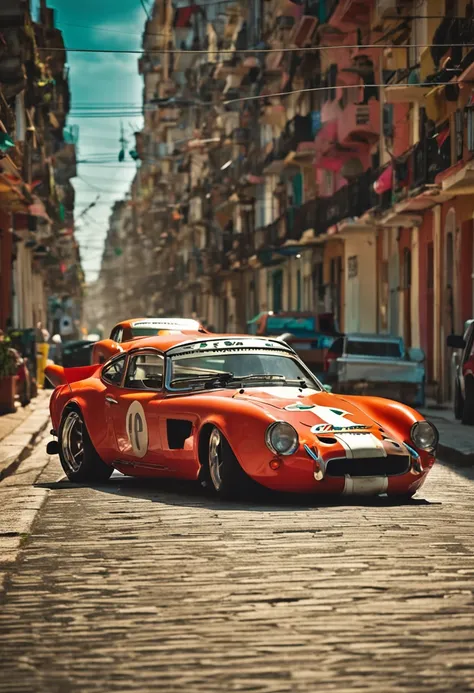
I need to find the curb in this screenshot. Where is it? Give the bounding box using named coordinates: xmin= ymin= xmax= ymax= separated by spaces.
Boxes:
xmin=0 ymin=397 xmax=51 ymax=482
xmin=437 ymin=442 xmax=474 ymax=468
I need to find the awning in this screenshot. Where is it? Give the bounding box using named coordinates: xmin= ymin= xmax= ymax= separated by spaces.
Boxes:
xmin=373 ymin=164 xmax=393 ymax=194
xmin=173 ymin=4 xmax=200 ymax=27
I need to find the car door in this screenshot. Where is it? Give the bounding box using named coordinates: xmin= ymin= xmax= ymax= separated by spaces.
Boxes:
xmin=107 ymin=350 xmax=166 ymax=466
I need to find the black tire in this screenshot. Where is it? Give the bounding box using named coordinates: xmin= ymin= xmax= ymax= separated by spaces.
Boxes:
xmin=59 ymin=407 xmax=113 ymax=483
xmin=462 ymin=376 xmax=474 ymax=426
xmin=205 ymin=426 xmax=255 ymax=499
xmin=454 ymin=377 xmax=463 ymax=420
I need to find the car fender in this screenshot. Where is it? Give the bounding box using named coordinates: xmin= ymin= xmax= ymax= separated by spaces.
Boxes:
xmin=197 ymin=405 xmax=279 ymax=477
xmin=92 ymin=339 xmax=123 ymax=364
xmin=338 ymin=394 xmax=423 ymax=443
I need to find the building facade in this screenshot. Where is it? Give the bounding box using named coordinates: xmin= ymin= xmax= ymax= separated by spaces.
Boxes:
xmin=0 ymin=0 xmax=83 ymax=340
xmin=96 ymin=0 xmax=474 ymax=404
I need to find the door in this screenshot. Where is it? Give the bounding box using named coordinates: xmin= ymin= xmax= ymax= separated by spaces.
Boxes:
xmin=426 ymin=242 xmax=434 ymax=381
xmin=273 ymin=270 xmax=283 ymax=312
xmin=106 ymin=351 xmax=165 ymax=465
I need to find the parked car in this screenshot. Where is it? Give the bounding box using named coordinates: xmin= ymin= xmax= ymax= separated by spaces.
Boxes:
xmin=62 ymin=339 xmax=97 ymax=368
xmin=45 ymin=333 xmax=437 ymax=499
xmin=91 ymin=317 xmax=208 ymax=364
xmin=247 ymin=311 xmax=340 ymax=379
xmin=324 ymin=334 xmax=426 ymax=407
xmin=446 ymin=319 xmax=474 ymax=424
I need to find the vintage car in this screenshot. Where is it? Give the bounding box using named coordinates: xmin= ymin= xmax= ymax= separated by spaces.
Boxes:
xmin=45 ymin=334 xmax=437 ymax=499
xmin=324 ymin=333 xmax=426 ymax=407
xmin=91 ymin=317 xmax=208 ymax=364
xmin=446 ymin=319 xmax=474 ymax=423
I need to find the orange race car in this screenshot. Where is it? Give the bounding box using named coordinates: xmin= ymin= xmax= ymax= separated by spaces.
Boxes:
xmin=92 ymin=317 xmax=208 ymax=364
xmin=45 ymin=334 xmax=438 ymax=499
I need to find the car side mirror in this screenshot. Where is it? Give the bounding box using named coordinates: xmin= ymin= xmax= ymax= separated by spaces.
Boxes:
xmin=323 ymin=384 xmax=332 ymax=393
xmin=408 ymin=347 xmax=425 ymax=363
xmin=447 ymin=334 xmax=465 ymax=349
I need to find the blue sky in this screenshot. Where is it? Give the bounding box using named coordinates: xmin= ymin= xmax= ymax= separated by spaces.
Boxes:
xmin=36 ymin=0 xmax=147 ymax=282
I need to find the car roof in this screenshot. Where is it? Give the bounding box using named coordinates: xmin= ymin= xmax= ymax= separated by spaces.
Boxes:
xmin=125 ymin=334 xmax=293 ymax=354
xmin=113 ymin=317 xmax=204 ymax=330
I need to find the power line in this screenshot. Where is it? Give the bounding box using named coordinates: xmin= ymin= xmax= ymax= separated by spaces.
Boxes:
xmin=46 ymin=41 xmax=474 ymax=55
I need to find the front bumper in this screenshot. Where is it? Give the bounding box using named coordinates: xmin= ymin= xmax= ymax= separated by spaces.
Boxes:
xmin=251 ymin=447 xmax=434 ymax=496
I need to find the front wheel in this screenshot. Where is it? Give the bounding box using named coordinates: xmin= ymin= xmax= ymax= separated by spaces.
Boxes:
xmin=59 ymin=408 xmax=113 ymax=482
xmin=207 ymin=427 xmax=254 ymax=499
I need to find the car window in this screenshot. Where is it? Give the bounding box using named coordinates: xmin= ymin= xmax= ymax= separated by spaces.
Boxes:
xmin=345 ymin=340 xmax=402 ymax=358
xmin=125 ymin=352 xmax=164 ymax=390
xmin=102 ymin=355 xmax=126 ymax=386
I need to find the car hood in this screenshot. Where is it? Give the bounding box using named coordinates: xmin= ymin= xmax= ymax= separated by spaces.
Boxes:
xmin=233 ymin=387 xmax=378 ymax=429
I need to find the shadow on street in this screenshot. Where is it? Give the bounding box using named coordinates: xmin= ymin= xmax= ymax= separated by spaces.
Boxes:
xmin=35 ymin=472 xmax=439 ymax=512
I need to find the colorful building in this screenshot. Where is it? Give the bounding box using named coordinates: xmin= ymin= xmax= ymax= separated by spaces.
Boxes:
xmin=97 ymin=0 xmax=474 ymax=405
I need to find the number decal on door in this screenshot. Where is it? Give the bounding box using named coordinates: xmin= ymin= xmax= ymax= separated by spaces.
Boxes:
xmin=126 ymin=401 xmax=148 ymax=458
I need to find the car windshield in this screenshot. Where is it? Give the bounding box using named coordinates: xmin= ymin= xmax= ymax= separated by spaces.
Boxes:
xmin=346 ymin=340 xmax=402 ymax=358
xmin=168 ymin=349 xmax=321 ymax=391
xmin=131 ymin=328 xmax=162 ymax=338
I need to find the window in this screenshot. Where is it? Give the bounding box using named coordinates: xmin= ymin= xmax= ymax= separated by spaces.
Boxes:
xmin=110 ymin=327 xmax=123 ymax=343
xmin=102 ymin=355 xmax=126 ymax=386
xmin=125 ymin=352 xmax=164 ymax=390
xmin=346 ymin=340 xmax=402 ymax=358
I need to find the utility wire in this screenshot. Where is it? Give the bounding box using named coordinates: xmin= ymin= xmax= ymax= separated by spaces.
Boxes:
xmin=46 ymin=41 xmax=474 ymax=54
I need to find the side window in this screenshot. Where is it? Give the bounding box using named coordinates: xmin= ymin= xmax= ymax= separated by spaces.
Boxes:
xmin=110 ymin=328 xmax=123 ymax=343
xmin=125 ymin=352 xmax=164 ymax=390
xmin=102 ymin=355 xmax=126 ymax=386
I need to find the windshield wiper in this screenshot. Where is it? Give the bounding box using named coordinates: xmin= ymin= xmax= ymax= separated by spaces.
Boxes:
xmin=170 ymin=371 xmax=234 ymax=388
xmin=230 ymin=374 xmax=311 ymax=387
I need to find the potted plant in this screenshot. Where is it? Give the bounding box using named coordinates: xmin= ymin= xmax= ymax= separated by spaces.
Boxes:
xmin=0 ymin=340 xmax=18 ymax=414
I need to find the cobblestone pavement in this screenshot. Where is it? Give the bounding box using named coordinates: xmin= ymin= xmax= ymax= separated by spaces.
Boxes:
xmin=1 ymin=449 xmax=474 ymax=693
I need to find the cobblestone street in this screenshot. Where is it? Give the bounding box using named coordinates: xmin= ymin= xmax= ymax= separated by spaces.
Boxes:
xmin=1 ymin=442 xmax=474 ymax=692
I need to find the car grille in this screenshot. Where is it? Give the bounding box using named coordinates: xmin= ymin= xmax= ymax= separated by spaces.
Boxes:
xmin=326 ymin=455 xmax=410 ymax=477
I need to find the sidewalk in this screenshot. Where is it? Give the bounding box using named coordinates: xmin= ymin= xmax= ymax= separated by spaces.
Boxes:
xmin=0 ymin=391 xmax=51 ymax=480
xmin=421 ymin=403 xmax=474 ymax=466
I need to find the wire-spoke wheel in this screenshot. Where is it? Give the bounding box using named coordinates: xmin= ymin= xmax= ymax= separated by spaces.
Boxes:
xmin=205 ymin=426 xmax=257 ymax=499
xmin=59 ymin=408 xmax=113 ymax=483
xmin=61 ymin=411 xmax=84 ymax=473
xmin=209 ymin=428 xmax=224 ymax=491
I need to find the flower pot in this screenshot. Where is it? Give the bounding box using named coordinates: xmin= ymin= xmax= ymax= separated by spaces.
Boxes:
xmin=0 ymin=376 xmax=17 ymax=414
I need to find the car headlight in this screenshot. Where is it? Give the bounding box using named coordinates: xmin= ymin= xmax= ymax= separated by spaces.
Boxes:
xmin=265 ymin=422 xmax=299 ymax=456
xmin=410 ymin=420 xmax=438 ymax=452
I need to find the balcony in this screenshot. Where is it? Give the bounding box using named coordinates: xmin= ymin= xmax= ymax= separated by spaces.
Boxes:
xmin=384 ymin=83 xmax=431 ymax=104
xmin=373 ymin=0 xmax=411 ymax=26
xmin=291 ymin=12 xmax=319 ymax=48
xmin=337 ymin=100 xmax=380 ymax=148
xmin=327 ymin=0 xmax=370 ymax=31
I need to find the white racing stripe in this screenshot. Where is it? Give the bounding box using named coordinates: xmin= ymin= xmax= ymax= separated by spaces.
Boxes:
xmin=335 ymin=433 xmax=386 ymax=459
xmin=342 ymin=476 xmax=388 ymax=495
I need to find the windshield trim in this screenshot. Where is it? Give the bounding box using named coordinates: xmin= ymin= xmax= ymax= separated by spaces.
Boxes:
xmin=164 ymin=349 xmax=323 ymax=393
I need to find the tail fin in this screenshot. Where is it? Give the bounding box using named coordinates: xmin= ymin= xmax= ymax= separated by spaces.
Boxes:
xmin=45 ymin=364 xmax=100 ymax=388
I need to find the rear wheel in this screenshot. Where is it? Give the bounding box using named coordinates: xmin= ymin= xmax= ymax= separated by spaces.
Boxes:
xmin=59 ymin=408 xmax=113 ymax=482
xmin=462 ymin=377 xmax=474 ymax=426
xmin=454 ymin=377 xmax=463 ymax=420
xmin=206 ymin=427 xmax=254 ymax=499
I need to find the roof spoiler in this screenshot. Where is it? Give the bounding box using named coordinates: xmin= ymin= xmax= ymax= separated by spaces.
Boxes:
xmin=45 ymin=364 xmax=100 ymax=388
